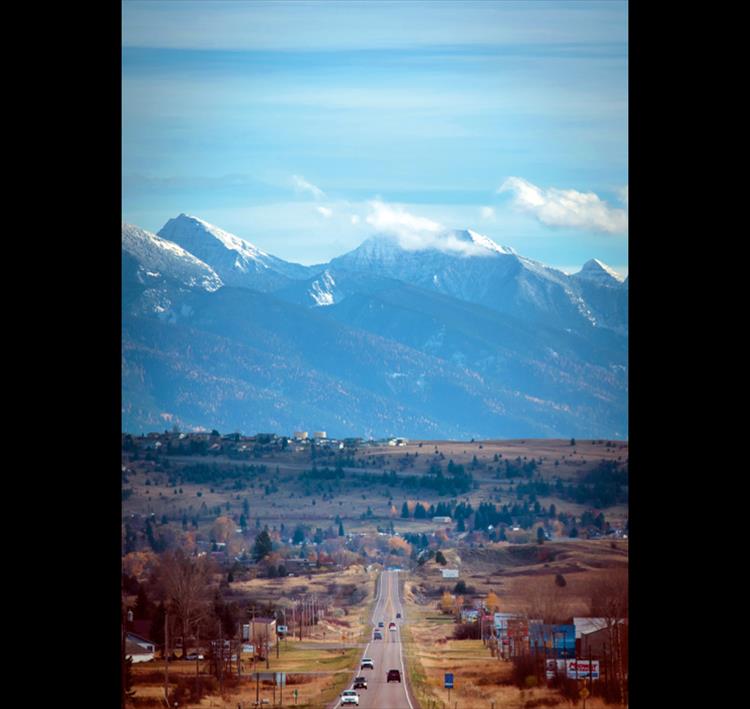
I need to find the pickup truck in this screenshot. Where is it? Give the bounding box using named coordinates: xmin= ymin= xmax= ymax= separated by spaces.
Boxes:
xmin=360 ymin=658 xmax=374 ymax=670
xmin=353 ymin=676 xmax=367 ymax=689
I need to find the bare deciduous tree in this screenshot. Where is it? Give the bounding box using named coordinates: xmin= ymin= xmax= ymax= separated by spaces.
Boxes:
xmin=157 ymin=549 xmax=215 ymax=657
xmin=586 ymin=567 xmax=628 ymax=706
xmin=518 ymin=577 xmax=571 ymax=624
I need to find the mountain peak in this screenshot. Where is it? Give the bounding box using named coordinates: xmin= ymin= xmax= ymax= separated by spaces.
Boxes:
xmin=162 ymin=213 xmax=270 ymax=262
xmin=448 ymin=229 xmax=516 ymax=256
xmin=121 ymin=222 xmax=223 ymax=291
xmin=575 ymin=258 xmax=624 ymax=284
xmin=157 ymin=214 xmax=317 ymax=291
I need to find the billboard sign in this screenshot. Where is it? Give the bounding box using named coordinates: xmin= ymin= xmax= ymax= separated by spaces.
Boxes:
xmin=442 ymin=569 xmax=459 ymax=578
xmin=494 ymin=612 xmax=516 ymax=632
xmin=566 ymin=660 xmax=600 ymax=680
xmin=545 ymin=659 xmax=566 ymax=680
xmin=444 ymin=673 xmax=454 ymax=689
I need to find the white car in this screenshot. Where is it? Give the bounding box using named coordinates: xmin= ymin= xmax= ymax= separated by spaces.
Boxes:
xmin=340 ymin=689 xmax=359 ymax=705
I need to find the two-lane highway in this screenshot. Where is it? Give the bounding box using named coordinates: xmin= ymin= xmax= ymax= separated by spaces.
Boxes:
xmin=335 ymin=569 xmax=414 ymax=708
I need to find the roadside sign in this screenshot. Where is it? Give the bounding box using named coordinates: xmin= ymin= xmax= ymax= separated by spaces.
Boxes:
xmin=242 ymin=644 xmax=255 ymax=653
xmin=444 ymin=673 xmax=454 ymax=689
xmin=566 ymin=660 xmax=600 ymax=680
xmin=276 ymin=672 xmax=286 ymax=687
xmin=277 ymin=625 xmax=288 ymax=635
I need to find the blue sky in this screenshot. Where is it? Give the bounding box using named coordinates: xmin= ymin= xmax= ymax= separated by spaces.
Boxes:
xmin=122 ymin=0 xmax=628 ymax=275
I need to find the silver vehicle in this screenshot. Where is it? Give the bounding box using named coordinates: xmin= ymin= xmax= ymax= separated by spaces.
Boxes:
xmin=340 ymin=689 xmax=360 ymax=705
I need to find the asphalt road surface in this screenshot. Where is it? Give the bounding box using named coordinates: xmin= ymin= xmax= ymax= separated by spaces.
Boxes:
xmin=333 ymin=570 xmax=415 ymax=709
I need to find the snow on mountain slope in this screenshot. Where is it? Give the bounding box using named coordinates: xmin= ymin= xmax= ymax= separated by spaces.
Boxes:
xmin=572 ymin=258 xmax=625 ymax=286
xmin=121 ymin=222 xmax=223 ymax=291
xmin=329 ymin=229 xmax=609 ymax=332
xmin=157 ymin=214 xmax=312 ymax=291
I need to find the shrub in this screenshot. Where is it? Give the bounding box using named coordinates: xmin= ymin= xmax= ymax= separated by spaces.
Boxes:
xmin=452 ymin=622 xmax=481 ymax=640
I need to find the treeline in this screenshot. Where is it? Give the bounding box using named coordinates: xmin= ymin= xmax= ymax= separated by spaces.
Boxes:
xmin=172 ymin=463 xmax=267 ymax=485
xmin=558 ymin=461 xmax=628 ymax=507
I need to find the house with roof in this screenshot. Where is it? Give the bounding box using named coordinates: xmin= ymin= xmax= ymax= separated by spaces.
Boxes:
xmin=126 ymin=632 xmax=156 ymax=663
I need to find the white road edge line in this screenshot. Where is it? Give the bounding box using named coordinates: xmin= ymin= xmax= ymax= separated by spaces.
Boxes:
xmin=393 ymin=572 xmax=415 ymax=709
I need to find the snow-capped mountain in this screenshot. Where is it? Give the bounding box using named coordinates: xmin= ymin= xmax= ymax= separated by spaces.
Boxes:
xmin=122 ymin=215 xmax=628 ymax=438
xmin=122 ymin=222 xmax=223 ymax=292
xmin=328 ymin=230 xmax=622 ymax=333
xmin=572 ymin=259 xmax=625 ymax=287
xmin=157 ymin=214 xmax=315 ymax=292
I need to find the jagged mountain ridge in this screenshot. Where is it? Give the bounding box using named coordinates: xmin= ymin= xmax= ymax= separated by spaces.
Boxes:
xmin=157 ymin=213 xmax=318 ymax=292
xmin=121 ymin=217 xmax=628 ymax=438
xmin=329 ymin=231 xmax=627 ymax=335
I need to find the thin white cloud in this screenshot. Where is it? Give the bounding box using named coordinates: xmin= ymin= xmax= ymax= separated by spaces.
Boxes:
xmin=498 ymin=177 xmax=628 ymax=234
xmin=480 ymin=206 xmax=495 ymax=219
xmin=316 ymin=206 xmax=333 ymax=218
xmin=617 ymin=185 xmax=628 ymax=206
xmin=364 ymin=200 xmax=496 ymax=256
xmin=350 ymin=215 xmax=360 ymax=225
xmin=291 ymin=174 xmax=325 ymax=200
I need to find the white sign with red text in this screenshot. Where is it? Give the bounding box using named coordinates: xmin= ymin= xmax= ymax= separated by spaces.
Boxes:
xmin=566 ymin=659 xmax=600 ymax=680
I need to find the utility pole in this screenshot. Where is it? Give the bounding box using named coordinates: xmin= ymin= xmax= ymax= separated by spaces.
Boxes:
xmin=164 ymin=610 xmax=169 ymax=704
xmin=121 ymin=597 xmax=126 ymax=709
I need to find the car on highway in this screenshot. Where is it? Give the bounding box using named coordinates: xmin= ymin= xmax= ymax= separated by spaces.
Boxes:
xmin=353 ymin=676 xmax=367 ymax=689
xmin=360 ymin=657 xmax=374 ymax=670
xmin=373 ymin=630 xmax=383 ymax=640
xmin=378 ymin=621 xmax=384 ymax=627
xmin=340 ymin=689 xmax=360 ymax=705
xmin=387 ymin=669 xmax=402 ymax=683
xmin=396 ymin=612 xmax=401 ymax=619
xmin=388 ymin=622 xmax=397 ymax=631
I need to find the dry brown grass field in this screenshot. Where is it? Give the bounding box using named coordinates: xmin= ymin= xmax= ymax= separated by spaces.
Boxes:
xmin=128 ymin=569 xmax=379 ymax=708
xmin=122 ymin=438 xmax=628 ymax=535
xmin=402 ymin=539 xmax=627 ymax=708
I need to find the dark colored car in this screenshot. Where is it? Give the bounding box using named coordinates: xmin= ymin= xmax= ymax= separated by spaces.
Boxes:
xmin=378 ymin=621 xmax=384 ymax=627
xmin=373 ymin=630 xmax=383 ymax=640
xmin=353 ymin=676 xmax=368 ymax=689
xmin=396 ymin=612 xmax=401 ymax=619
xmin=387 ymin=669 xmax=401 ymax=683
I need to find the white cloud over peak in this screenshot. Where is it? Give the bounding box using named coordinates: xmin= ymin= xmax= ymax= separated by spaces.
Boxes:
xmin=316 ymin=206 xmax=333 ymax=218
xmin=364 ymin=200 xmax=498 ymax=256
xmin=291 ymin=174 xmax=325 ymax=199
xmin=498 ymin=177 xmax=628 ymax=234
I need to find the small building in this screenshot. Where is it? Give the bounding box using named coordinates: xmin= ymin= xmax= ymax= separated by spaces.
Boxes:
xmin=126 ymin=639 xmax=155 ymax=663
xmin=432 ymin=516 xmax=452 ymax=524
xmin=126 ymin=632 xmax=156 ymax=663
xmin=246 ymin=617 xmax=278 ymax=647
xmin=313 ymin=431 xmax=327 ymax=440
xmin=294 ymin=431 xmax=309 ymax=440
